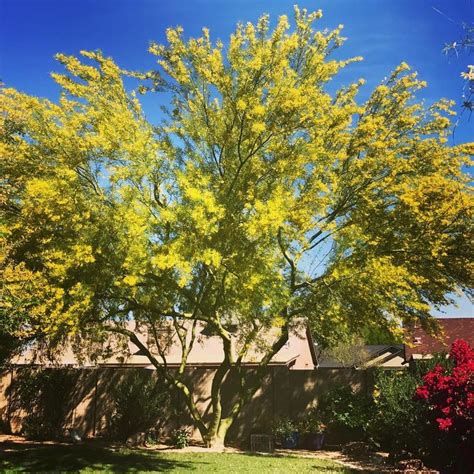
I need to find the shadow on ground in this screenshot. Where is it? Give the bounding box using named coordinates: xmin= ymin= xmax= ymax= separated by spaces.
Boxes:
xmin=0 ymin=437 xmax=360 ymax=473
xmin=0 ymin=441 xmax=196 ymax=472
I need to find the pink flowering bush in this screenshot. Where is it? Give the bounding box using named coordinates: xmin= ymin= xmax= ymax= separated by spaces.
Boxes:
xmin=416 ymin=339 xmax=474 ymax=434
xmin=416 ymin=339 xmax=474 ymax=471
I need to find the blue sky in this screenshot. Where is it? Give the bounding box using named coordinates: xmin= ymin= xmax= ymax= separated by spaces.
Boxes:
xmin=1 ymin=0 xmax=473 ymax=317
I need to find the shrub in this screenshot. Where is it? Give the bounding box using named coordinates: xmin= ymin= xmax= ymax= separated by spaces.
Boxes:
xmin=369 ymin=369 xmax=432 ymax=457
xmin=315 ymin=341 xmax=473 ymax=472
xmin=298 ymin=407 xmax=326 ymax=435
xmin=13 ymin=368 xmax=78 ymax=440
xmin=109 ymin=370 xmax=170 ymax=440
xmin=319 ymin=385 xmax=374 ymax=437
xmin=171 ymin=427 xmax=190 ymax=449
xmin=368 ymin=340 xmax=473 ymax=471
xmin=415 ymin=339 xmax=474 ymax=472
xmin=416 ymin=339 xmax=473 ymax=434
xmin=319 ymin=372 xmax=436 ymax=459
xmin=273 ymin=418 xmax=298 ymax=441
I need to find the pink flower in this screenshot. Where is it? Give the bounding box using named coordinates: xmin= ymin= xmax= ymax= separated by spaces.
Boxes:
xmin=436 ymin=417 xmax=453 ymax=431
xmin=450 ymin=339 xmax=474 ymax=365
xmin=441 ymin=406 xmax=451 ymax=415
xmin=416 ymin=386 xmax=429 ymax=399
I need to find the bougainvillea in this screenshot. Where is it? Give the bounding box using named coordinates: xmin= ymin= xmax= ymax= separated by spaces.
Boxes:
xmin=416 ymin=339 xmax=474 ymax=436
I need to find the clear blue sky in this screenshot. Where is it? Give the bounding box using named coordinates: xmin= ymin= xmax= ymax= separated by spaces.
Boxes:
xmin=1 ymin=0 xmax=473 ymax=317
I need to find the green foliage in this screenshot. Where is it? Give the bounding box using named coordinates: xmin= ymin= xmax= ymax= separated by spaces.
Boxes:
xmin=298 ymin=407 xmax=326 ymax=434
xmin=319 ymin=385 xmax=374 ymax=436
xmin=171 ymin=427 xmax=191 ymax=449
xmin=109 ymin=371 xmax=170 ymax=440
xmin=13 ymin=368 xmax=78 ymax=440
xmin=273 ymin=418 xmax=298 ymax=440
xmin=369 ymin=369 xmax=431 ymax=455
xmin=360 ymin=325 xmax=399 ymax=345
xmin=321 ymin=366 xmax=463 ymax=470
xmin=319 ymin=371 xmax=439 ymax=456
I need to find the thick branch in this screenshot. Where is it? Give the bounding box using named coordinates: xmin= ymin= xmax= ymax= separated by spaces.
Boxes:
xmin=107 ymin=324 xmax=208 ymax=436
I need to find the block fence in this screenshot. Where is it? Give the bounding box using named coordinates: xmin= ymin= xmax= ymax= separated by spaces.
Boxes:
xmin=0 ymin=366 xmax=373 ymax=445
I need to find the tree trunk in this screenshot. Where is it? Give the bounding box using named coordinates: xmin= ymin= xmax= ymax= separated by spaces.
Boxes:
xmin=182 ymin=326 xmax=290 ymax=448
xmin=204 ymin=433 xmax=225 ymax=449
xmin=203 ymin=416 xmax=233 ymax=448
xmin=116 ymin=321 xmax=289 ymax=449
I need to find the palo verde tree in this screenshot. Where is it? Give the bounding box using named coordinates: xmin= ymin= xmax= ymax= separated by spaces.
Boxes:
xmin=1 ymin=7 xmax=473 ymax=446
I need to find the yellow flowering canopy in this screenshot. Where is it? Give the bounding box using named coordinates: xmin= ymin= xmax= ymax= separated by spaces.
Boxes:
xmin=1 ymin=7 xmax=473 ymax=351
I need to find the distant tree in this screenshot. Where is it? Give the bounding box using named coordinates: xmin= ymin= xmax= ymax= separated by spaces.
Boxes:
xmin=319 ymin=335 xmax=371 ymax=368
xmin=1 ymin=7 xmax=473 ymax=446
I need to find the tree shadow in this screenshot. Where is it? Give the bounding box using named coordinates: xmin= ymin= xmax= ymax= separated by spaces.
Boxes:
xmin=0 ymin=441 xmax=197 ymax=472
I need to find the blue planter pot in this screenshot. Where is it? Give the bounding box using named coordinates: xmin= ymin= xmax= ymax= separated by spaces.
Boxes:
xmin=281 ymin=431 xmax=299 ymax=449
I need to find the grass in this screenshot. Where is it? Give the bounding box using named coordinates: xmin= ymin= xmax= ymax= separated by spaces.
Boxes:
xmin=0 ymin=441 xmax=355 ymax=473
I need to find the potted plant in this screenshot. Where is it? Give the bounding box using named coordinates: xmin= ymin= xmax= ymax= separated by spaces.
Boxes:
xmin=273 ymin=418 xmax=299 ymax=449
xmin=299 ymin=410 xmax=326 ymax=450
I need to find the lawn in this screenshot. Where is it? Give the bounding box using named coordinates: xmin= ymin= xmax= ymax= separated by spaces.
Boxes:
xmin=0 ymin=441 xmax=355 ymax=473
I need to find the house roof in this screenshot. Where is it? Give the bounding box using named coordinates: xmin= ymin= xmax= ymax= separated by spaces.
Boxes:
xmin=316 ymin=344 xmax=405 ymax=369
xmin=404 ymin=317 xmax=474 ymax=361
xmin=10 ymin=320 xmax=317 ymax=371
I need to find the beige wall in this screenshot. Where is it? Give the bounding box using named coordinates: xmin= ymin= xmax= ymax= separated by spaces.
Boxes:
xmin=0 ymin=366 xmax=370 ymax=445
